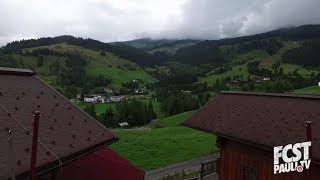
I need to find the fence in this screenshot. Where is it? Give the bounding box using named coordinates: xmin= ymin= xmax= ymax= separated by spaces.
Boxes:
xmin=200 ymin=158 xmax=219 ymax=179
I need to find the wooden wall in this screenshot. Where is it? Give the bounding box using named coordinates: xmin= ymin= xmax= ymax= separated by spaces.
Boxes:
xmin=217 ymin=136 xmax=320 ymax=180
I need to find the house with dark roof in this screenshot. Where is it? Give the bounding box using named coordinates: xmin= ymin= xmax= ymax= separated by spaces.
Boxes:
xmin=182 ymin=91 xmax=320 ymax=180
xmin=0 ymin=67 xmax=144 ymax=180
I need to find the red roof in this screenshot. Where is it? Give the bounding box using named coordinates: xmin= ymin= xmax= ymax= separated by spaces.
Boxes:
xmin=182 ymin=91 xmax=320 ymax=162
xmin=0 ymin=67 xmax=117 ymax=179
xmin=55 ymin=147 xmax=144 ymax=180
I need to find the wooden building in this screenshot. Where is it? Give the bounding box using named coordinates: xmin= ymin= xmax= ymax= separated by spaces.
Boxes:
xmin=0 ymin=67 xmax=144 ymax=180
xmin=182 ymin=91 xmax=320 ymax=180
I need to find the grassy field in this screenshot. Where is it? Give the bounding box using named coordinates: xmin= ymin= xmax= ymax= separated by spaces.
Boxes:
xmin=86 ymin=67 xmax=157 ymax=86
xmin=110 ymin=111 xmax=217 ymax=170
xmin=294 ymin=85 xmax=320 ymax=94
xmin=155 ymin=111 xmax=195 ymax=127
xmin=148 ymin=43 xmax=196 ymax=55
xmin=75 ymin=102 xmax=118 ymax=115
xmin=199 ymin=63 xmax=251 ymax=86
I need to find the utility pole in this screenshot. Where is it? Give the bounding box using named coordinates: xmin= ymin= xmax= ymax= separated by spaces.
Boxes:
xmin=8 ymin=130 xmax=15 ymax=180
xmin=29 ymin=111 xmax=40 ymax=180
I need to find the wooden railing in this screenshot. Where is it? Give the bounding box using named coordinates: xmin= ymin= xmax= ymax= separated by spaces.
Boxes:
xmin=200 ymin=158 xmax=219 ymax=179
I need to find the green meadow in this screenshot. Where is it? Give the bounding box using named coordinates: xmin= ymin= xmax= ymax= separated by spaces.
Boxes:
xmin=75 ymin=102 xmax=117 ymax=115
xmin=110 ymin=111 xmax=217 ymax=170
xmin=294 ymin=85 xmax=320 ymax=94
xmin=86 ymin=67 xmax=157 ymax=86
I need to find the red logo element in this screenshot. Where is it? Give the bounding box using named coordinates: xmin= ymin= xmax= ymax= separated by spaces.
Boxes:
xmin=297 ymin=165 xmax=304 ymax=172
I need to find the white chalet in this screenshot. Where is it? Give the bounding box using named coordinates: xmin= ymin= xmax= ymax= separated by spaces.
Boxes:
xmin=104 ymin=88 xmax=113 ymax=93
xmin=119 ymin=122 xmax=129 ymax=127
xmin=84 ymin=95 xmax=105 ymax=103
xmin=109 ymin=96 xmax=127 ymax=102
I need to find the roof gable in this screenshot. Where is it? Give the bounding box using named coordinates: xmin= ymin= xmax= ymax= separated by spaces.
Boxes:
xmin=182 ymin=91 xmax=320 ymax=161
xmin=0 ymin=68 xmax=117 ymax=179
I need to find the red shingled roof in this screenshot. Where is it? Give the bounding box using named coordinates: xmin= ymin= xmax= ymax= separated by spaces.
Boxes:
xmin=0 ymin=67 xmax=118 ymax=179
xmin=181 ymin=91 xmax=320 ymax=163
xmin=55 ymin=147 xmax=144 ymax=180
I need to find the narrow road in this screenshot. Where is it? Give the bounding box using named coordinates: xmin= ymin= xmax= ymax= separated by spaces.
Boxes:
xmin=127 ymin=119 xmax=159 ymax=130
xmin=145 ymin=153 xmax=220 ymax=180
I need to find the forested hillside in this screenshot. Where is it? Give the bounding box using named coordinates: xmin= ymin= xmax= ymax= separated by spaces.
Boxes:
xmin=0 ymin=40 xmax=157 ymax=99
xmin=154 ymin=25 xmax=320 ymax=65
xmin=1 ymin=36 xmax=158 ymax=65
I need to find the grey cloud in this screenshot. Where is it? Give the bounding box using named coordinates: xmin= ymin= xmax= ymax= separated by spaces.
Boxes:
xmin=0 ymin=0 xmax=320 ymax=46
xmin=160 ymin=0 xmax=320 ymax=40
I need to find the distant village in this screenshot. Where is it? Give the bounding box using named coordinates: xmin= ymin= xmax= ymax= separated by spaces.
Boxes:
xmin=81 ymin=79 xmax=148 ymax=104
xmin=81 ymin=77 xmax=272 ymax=103
xmin=226 ymin=77 xmax=271 ymax=89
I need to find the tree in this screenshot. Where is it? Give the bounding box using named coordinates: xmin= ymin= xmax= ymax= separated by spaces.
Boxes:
xmin=278 ymin=67 xmax=284 ymax=76
xmin=161 ymin=94 xmax=199 ymax=116
xmin=215 ymin=79 xmax=220 ymax=90
xmin=272 ymin=61 xmax=281 ymax=69
xmin=282 ymin=39 xmax=320 ymax=67
xmin=100 ymin=51 xmax=106 ymax=56
xmin=36 ymin=56 xmax=44 ymax=67
xmin=198 ymin=93 xmax=211 ymax=106
xmin=102 ymin=107 xmax=115 ymax=127
xmin=147 ymin=101 xmax=156 ymax=119
xmin=80 ymin=86 xmax=89 ymax=101
xmin=257 ymin=80 xmax=293 ymax=93
xmin=113 ymin=99 xmax=154 ymax=126
xmin=64 ymin=86 xmax=78 ymax=99
xmin=84 ymin=104 xmax=97 ymax=119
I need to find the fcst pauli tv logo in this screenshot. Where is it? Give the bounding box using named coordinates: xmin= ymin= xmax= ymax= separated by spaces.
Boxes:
xmin=274 ymin=141 xmax=311 ymax=174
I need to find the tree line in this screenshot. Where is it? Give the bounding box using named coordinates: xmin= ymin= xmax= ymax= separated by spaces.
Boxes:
xmin=84 ymin=99 xmax=156 ymax=127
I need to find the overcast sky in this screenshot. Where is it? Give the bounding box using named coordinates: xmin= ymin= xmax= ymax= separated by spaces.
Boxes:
xmin=1 ymin=0 xmax=320 ymax=46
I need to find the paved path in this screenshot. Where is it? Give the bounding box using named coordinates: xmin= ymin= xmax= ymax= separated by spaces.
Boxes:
xmin=145 ymin=153 xmax=220 ymax=180
xmin=123 ymin=119 xmax=159 ymax=130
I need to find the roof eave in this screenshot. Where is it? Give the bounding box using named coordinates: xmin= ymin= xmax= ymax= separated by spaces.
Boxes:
xmin=181 ymin=122 xmax=320 ymax=165
xmin=181 ymin=122 xmax=213 ymax=134
xmin=216 ymin=132 xmax=320 ymax=165
xmin=221 ymin=91 xmax=320 ymax=99
xmin=0 ymin=67 xmax=36 ymax=76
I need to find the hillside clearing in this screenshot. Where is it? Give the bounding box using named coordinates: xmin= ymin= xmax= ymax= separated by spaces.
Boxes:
xmin=199 ymin=41 xmax=317 ymax=86
xmin=86 ymin=67 xmax=157 ymax=86
xmin=199 ymin=63 xmax=251 ymax=86
xmin=148 ymin=43 xmax=196 ymax=55
xmin=24 ymin=43 xmax=136 ymax=68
